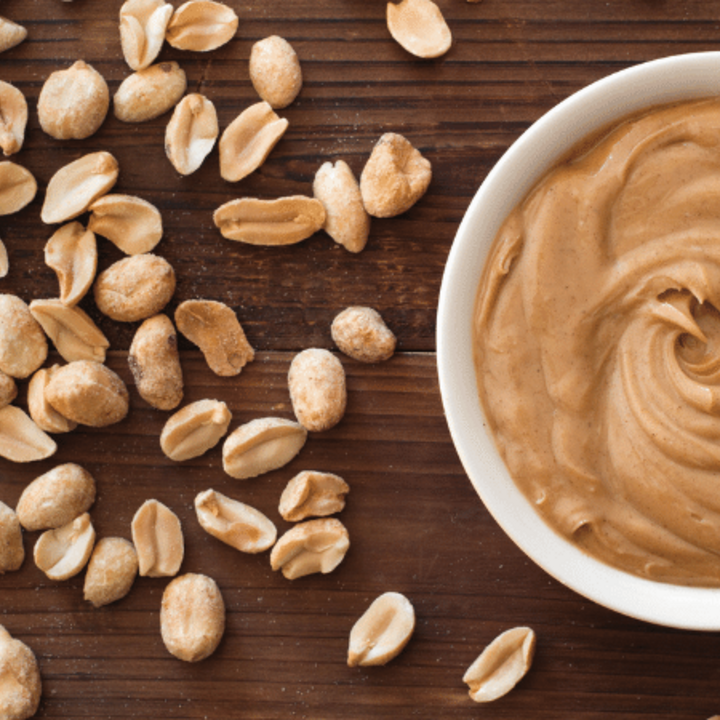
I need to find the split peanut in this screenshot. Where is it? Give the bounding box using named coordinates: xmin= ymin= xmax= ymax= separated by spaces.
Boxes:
xmin=44 ymin=222 xmax=98 ymax=307
xmin=279 ymin=471 xmax=349 ymax=522
xmin=0 ymin=406 xmax=57 ymax=463
xmin=0 ymin=80 xmax=27 ymax=156
xmin=88 ymin=194 xmax=163 ymax=255
xmin=0 ymin=294 xmax=48 ymax=379
xmin=166 ymin=0 xmax=238 ymax=52
xmin=386 ymin=0 xmax=452 ymax=59
xmin=160 ymin=399 xmax=231 ymax=461
xmin=0 ymin=161 xmax=36 ymax=216
xmin=27 ymin=366 xmax=78 ymax=434
xmin=34 ymin=512 xmax=96 ymax=581
xmin=119 ymin=0 xmax=174 ymax=71
xmin=165 ymin=93 xmax=218 ymax=175
xmin=0 ymin=17 xmax=27 ymax=54
xmin=131 ymin=499 xmax=184 ymax=577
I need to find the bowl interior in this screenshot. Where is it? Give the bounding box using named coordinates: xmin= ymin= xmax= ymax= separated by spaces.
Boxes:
xmin=437 ymin=51 xmax=720 ymax=630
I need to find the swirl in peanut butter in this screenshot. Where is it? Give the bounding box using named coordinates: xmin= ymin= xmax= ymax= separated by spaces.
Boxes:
xmin=475 ymin=98 xmax=720 ymax=586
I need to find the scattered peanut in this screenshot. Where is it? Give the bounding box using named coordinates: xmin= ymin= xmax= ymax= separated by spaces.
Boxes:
xmin=0 ymin=625 xmax=41 ymax=720
xmin=34 ymin=512 xmax=96 ymax=581
xmin=279 ymin=471 xmax=349 ymax=522
xmin=166 ymin=0 xmax=238 ymax=51
xmin=44 ymin=222 xmax=98 ymax=306
xmin=0 ymin=369 xmax=17 ymax=409
xmin=83 ymin=537 xmax=139 ymax=608
xmin=119 ymin=0 xmax=174 ymax=71
xmin=0 ymin=17 xmax=27 ymax=54
xmin=386 ymin=0 xmax=452 ymax=59
xmin=27 ymin=366 xmax=78 ymax=434
xmin=0 ymin=501 xmax=24 ymax=574
xmin=113 ymin=62 xmax=187 ymax=123
xmin=222 ymin=417 xmax=307 ymax=480
xmin=331 ymin=306 xmax=396 ymax=363
xmin=165 ymin=93 xmax=218 ymax=175
xmin=348 ymin=592 xmax=415 ymax=667
xmin=88 ymin=193 xmax=163 ymax=255
xmin=0 ymin=406 xmax=56 ymax=462
xmin=0 ymin=237 xmax=7 ymax=278
xmin=131 ymin=499 xmax=184 ymax=577
xmin=0 ymin=294 xmax=48 ymax=379
xmin=160 ymin=573 xmax=225 ymax=662
xmin=160 ymin=399 xmax=231 ymax=461
xmin=0 ymin=80 xmax=27 ymax=156
xmin=249 ymin=36 xmax=302 ymax=109
xmin=0 ymin=161 xmax=36 ymax=216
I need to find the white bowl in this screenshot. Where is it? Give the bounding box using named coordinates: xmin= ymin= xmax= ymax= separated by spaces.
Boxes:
xmin=437 ymin=52 xmax=720 ymax=630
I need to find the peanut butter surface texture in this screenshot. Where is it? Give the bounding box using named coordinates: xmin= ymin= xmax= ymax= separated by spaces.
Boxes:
xmin=475 ymin=98 xmax=720 ymax=586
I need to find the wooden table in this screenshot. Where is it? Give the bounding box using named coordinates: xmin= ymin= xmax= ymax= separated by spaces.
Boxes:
xmin=1 ymin=1 xmax=719 ymax=718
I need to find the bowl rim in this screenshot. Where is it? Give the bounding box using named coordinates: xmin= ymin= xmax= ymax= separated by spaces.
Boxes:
xmin=437 ymin=51 xmax=720 ymax=630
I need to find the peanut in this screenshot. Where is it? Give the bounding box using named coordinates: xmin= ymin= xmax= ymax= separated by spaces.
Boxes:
xmin=0 ymin=294 xmax=47 ymax=378
xmin=113 ymin=62 xmax=187 ymax=123
xmin=165 ymin=93 xmax=218 ymax=175
xmin=119 ymin=0 xmax=174 ymax=71
xmin=279 ymin=471 xmax=349 ymax=522
xmin=160 ymin=399 xmax=231 ymax=461
xmin=0 ymin=501 xmax=24 ymax=574
xmin=27 ymin=366 xmax=77 ymax=434
xmin=0 ymin=406 xmax=57 ymax=463
xmin=0 ymin=625 xmax=41 ymax=720
xmin=44 ymin=222 xmax=98 ymax=306
xmin=83 ymin=537 xmax=138 ymax=608
xmin=331 ymin=306 xmax=396 ymax=363
xmin=386 ymin=0 xmax=452 ymax=59
xmin=249 ymin=36 xmax=302 ymax=109
xmin=165 ymin=0 xmax=238 ymax=52
xmin=0 ymin=161 xmax=36 ymax=216
xmin=0 ymin=80 xmax=27 ymax=156
xmin=88 ymin=194 xmax=163 ymax=255
xmin=131 ymin=499 xmax=184 ymax=577
xmin=34 ymin=512 xmax=96 ymax=581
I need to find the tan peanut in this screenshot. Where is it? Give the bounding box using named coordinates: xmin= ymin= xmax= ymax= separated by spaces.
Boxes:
xmin=195 ymin=489 xmax=277 ymax=553
xmin=218 ymin=101 xmax=288 ymax=182
xmin=165 ymin=0 xmax=239 ymax=52
xmin=27 ymin=366 xmax=77 ymax=434
xmin=348 ymin=592 xmax=415 ymax=667
xmin=222 ymin=417 xmax=307 ymax=480
xmin=41 ymin=151 xmax=119 ymax=225
xmin=29 ymin=299 xmax=110 ymax=364
xmin=114 ymin=62 xmax=187 ymax=123
xmin=120 ymin=0 xmax=174 ymax=71
xmin=0 ymin=80 xmax=27 ymax=156
xmin=249 ymin=36 xmax=302 ymax=109
xmin=213 ymin=196 xmax=326 ymax=245
xmin=386 ymin=0 xmax=452 ymax=59
xmin=0 ymin=294 xmax=47 ymax=378
xmin=94 ymin=253 xmax=176 ymax=322
xmin=37 ymin=60 xmax=109 ymax=140
xmin=88 ymin=194 xmax=163 ymax=255
xmin=360 ymin=132 xmax=432 ymax=218
xmin=160 ymin=573 xmax=225 ymax=662
xmin=165 ymin=93 xmax=218 ymax=175
xmin=34 ymin=512 xmax=96 ymax=581
xmin=0 ymin=237 xmax=7 ymax=278
xmin=44 ymin=360 xmax=129 ymax=428
xmin=131 ymin=499 xmax=184 ymax=577
xmin=0 ymin=17 xmax=27 ymax=54
xmin=83 ymin=537 xmax=139 ymax=608
xmin=279 ymin=471 xmax=349 ymax=522
xmin=0 ymin=369 xmax=17 ymax=409
xmin=174 ymin=299 xmax=254 ymax=377
xmin=0 ymin=406 xmax=56 ymax=462
xmin=0 ymin=625 xmax=41 ymax=720
xmin=0 ymin=161 xmax=36 ymax=216
xmin=313 ymin=160 xmax=370 ymax=253
xmin=463 ymin=627 xmax=536 ymax=703
xmin=331 ymin=306 xmax=396 ymax=363
xmin=0 ymin=501 xmax=24 ymax=574
xmin=160 ymin=399 xmax=231 ymax=461
xmin=44 ymin=222 xmax=98 ymax=306
xmin=128 ymin=314 xmax=184 ymax=410
xmin=270 ymin=518 xmax=349 ymax=580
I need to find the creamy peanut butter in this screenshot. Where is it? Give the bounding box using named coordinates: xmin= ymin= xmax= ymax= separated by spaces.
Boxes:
xmin=475 ymin=97 xmax=720 ymax=586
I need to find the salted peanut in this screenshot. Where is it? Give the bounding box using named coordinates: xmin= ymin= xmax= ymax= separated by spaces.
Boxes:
xmin=331 ymin=306 xmax=396 ymax=363
xmin=44 ymin=360 xmax=129 ymax=428
xmin=83 ymin=537 xmax=138 ymax=607
xmin=114 ymin=62 xmax=187 ymax=123
xmin=0 ymin=17 xmax=27 ymax=54
xmin=0 ymin=162 xmax=36 ymax=216
xmin=214 ymin=196 xmax=326 ymax=245
xmin=27 ymin=366 xmax=77 ymax=434
xmin=34 ymin=512 xmax=95 ymax=581
xmin=161 ymin=573 xmax=225 ymax=662
xmin=128 ymin=314 xmax=183 ymax=410
xmin=0 ymin=237 xmax=7 ymax=278
xmin=0 ymin=501 xmax=24 ymax=573
xmin=94 ymin=253 xmax=176 ymax=322
xmin=29 ymin=299 xmax=110 ymax=364
xmin=88 ymin=194 xmax=163 ymax=255
xmin=41 ymin=151 xmax=119 ymax=225
xmin=0 ymin=81 xmax=27 ymax=156
xmin=131 ymin=499 xmax=184 ymax=577
xmin=160 ymin=399 xmax=231 ymax=461
xmin=0 ymin=406 xmax=56 ymax=462
xmin=195 ymin=489 xmax=276 ymax=553
xmin=0 ymin=625 xmax=41 ymax=720
xmin=222 ymin=417 xmax=307 ymax=480
xmin=288 ymin=349 xmax=346 ymax=432
xmin=165 ymin=94 xmax=218 ymax=175
xmin=270 ymin=518 xmax=349 ymax=580
xmin=0 ymin=294 xmax=47 ymax=379
xmin=463 ymin=627 xmax=536 ymax=703
xmin=0 ymin=370 xmax=16 ymax=409
xmin=386 ymin=0 xmax=452 ymax=59
xmin=166 ymin=0 xmax=238 ymax=52
xmin=249 ymin=36 xmax=302 ymax=109
xmin=279 ymin=471 xmax=349 ymax=522
xmin=348 ymin=592 xmax=415 ymax=667
xmin=16 ymin=463 xmax=95 ymax=532
xmin=44 ymin=223 xmax=97 ymax=306
xmin=37 ymin=61 xmax=109 ymax=140
xmin=174 ymin=299 xmax=254 ymax=377
xmin=360 ymin=133 xmax=432 ymax=218
xmin=218 ymin=101 xmax=289 ymax=183
xmin=120 ymin=0 xmax=174 ymax=71
xmin=313 ymin=161 xmax=370 ymax=253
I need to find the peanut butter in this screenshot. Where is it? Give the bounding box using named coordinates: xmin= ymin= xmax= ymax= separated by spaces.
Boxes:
xmin=475 ymin=97 xmax=720 ymax=586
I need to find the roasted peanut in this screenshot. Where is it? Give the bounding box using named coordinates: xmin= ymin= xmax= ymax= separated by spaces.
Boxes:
xmin=0 ymin=80 xmax=27 ymax=156
xmin=0 ymin=625 xmax=41 ymax=720
xmin=165 ymin=0 xmax=238 ymax=52
xmin=44 ymin=222 xmax=98 ymax=306
xmin=0 ymin=17 xmax=27 ymax=54
xmin=165 ymin=93 xmax=218 ymax=175
xmin=131 ymin=499 xmax=184 ymax=577
xmin=0 ymin=369 xmax=16 ymax=409
xmin=279 ymin=471 xmax=349 ymax=522
xmin=331 ymin=306 xmax=396 ymax=363
xmin=0 ymin=501 xmax=24 ymax=574
xmin=249 ymin=36 xmax=302 ymax=109
xmin=34 ymin=512 xmax=96 ymax=581
xmin=88 ymin=194 xmax=163 ymax=255
xmin=0 ymin=237 xmax=7 ymax=278
xmin=120 ymin=0 xmax=174 ymax=71
xmin=160 ymin=399 xmax=231 ymax=461
xmin=0 ymin=294 xmax=47 ymax=379
xmin=0 ymin=406 xmax=56 ymax=463
xmin=27 ymin=366 xmax=77 ymax=434
xmin=83 ymin=537 xmax=138 ymax=608
xmin=0 ymin=161 xmax=36 ymax=216
xmin=386 ymin=0 xmax=452 ymax=59
xmin=114 ymin=62 xmax=187 ymax=123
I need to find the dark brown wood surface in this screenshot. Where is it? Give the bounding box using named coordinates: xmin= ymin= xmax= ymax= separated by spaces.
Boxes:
xmin=2 ymin=1 xmax=720 ymax=718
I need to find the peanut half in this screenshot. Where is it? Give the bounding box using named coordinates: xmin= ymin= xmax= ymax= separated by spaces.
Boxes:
xmin=132 ymin=499 xmax=184 ymax=577
xmin=279 ymin=471 xmax=349 ymax=522
xmin=120 ymin=0 xmax=174 ymax=71
xmin=222 ymin=417 xmax=307 ymax=480
xmin=160 ymin=399 xmax=231 ymax=461
xmin=386 ymin=0 xmax=452 ymax=59
xmin=218 ymin=101 xmax=288 ymax=182
xmin=174 ymin=299 xmax=254 ymax=377
xmin=88 ymin=194 xmax=163 ymax=255
xmin=0 ymin=80 xmax=27 ymax=156
xmin=34 ymin=512 xmax=96 ymax=581
xmin=0 ymin=406 xmax=57 ymax=463
xmin=270 ymin=517 xmax=349 ymax=580
xmin=0 ymin=17 xmax=27 ymax=54
xmin=165 ymin=93 xmax=218 ymax=175
xmin=0 ymin=161 xmax=36 ymax=216
xmin=213 ymin=196 xmax=326 ymax=245
xmin=0 ymin=237 xmax=7 ymax=278
xmin=165 ymin=0 xmax=239 ymax=52
xmin=0 ymin=501 xmax=24 ymax=573
xmin=249 ymin=36 xmax=302 ymax=109
xmin=348 ymin=592 xmax=415 ymax=667
xmin=195 ymin=488 xmax=277 ymax=553
xmin=27 ymin=365 xmax=77 ymax=434
xmin=114 ymin=62 xmax=187 ymax=123
xmin=44 ymin=222 xmax=98 ymax=306
xmin=0 ymin=625 xmax=41 ymax=720
xmin=0 ymin=370 xmax=17 ymax=409
xmin=331 ymin=306 xmax=396 ymax=363
xmin=463 ymin=626 xmax=536 ymax=703
xmin=0 ymin=294 xmax=47 ymax=379
xmin=83 ymin=537 xmax=139 ymax=608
